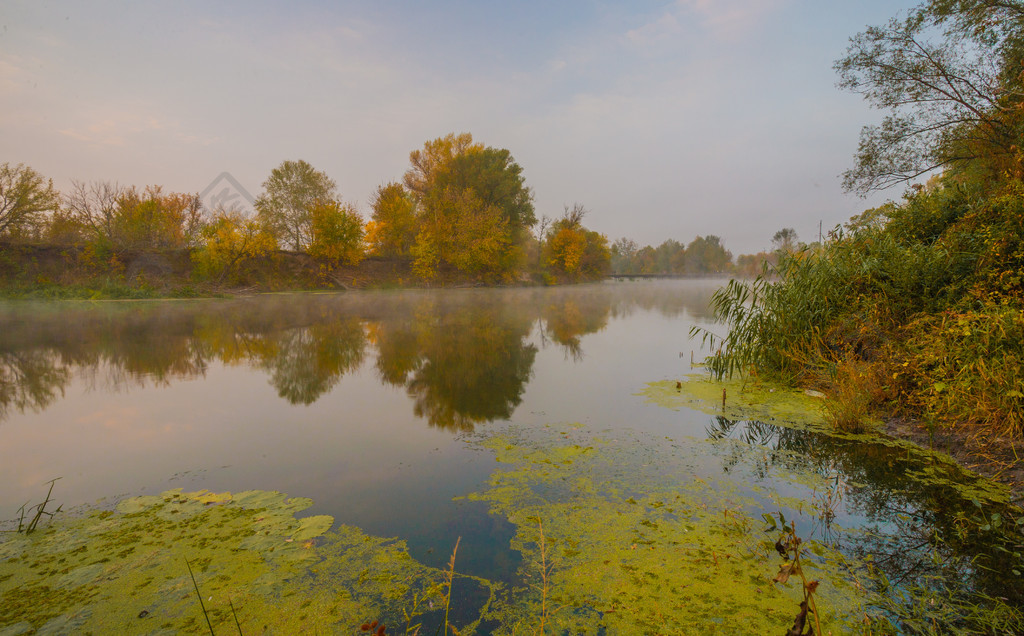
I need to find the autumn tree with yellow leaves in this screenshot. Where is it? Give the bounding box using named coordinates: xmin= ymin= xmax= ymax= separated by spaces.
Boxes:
xmin=544 ymin=203 xmax=610 ymax=281
xmin=402 ymin=133 xmax=536 ymax=281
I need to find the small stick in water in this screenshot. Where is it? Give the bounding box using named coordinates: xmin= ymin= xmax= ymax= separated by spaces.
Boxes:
xmin=722 ymin=388 xmax=727 ymax=409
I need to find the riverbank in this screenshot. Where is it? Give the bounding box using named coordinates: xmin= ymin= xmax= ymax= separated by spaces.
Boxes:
xmin=0 ymin=242 xmax=610 ymax=299
xmin=884 ymin=417 xmax=1024 ymax=505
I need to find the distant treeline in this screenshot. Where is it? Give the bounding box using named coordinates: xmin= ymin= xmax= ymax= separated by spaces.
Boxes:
xmin=0 ymin=133 xmax=612 ymax=295
xmin=610 ymin=228 xmax=808 ymax=278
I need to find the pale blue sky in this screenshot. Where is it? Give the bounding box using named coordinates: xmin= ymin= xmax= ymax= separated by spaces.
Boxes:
xmin=1 ymin=0 xmax=918 ymax=254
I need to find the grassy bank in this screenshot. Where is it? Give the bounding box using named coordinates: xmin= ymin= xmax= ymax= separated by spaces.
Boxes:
xmin=693 ymin=179 xmax=1024 ymax=495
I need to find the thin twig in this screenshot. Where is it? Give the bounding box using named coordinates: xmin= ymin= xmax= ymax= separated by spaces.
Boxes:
xmin=185 ymin=558 xmax=216 ymax=636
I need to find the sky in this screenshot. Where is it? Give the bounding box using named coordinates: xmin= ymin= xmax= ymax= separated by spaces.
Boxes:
xmin=1 ymin=0 xmax=921 ymax=255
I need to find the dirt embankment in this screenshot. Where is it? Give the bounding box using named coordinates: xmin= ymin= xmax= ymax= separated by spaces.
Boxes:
xmin=0 ymin=242 xmax=425 ymax=293
xmin=884 ymin=417 xmax=1024 ymax=505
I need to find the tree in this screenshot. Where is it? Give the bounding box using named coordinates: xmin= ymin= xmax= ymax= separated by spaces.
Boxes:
xmin=685 ymin=235 xmax=732 ymax=274
xmin=403 ymin=132 xmax=482 ymax=199
xmin=366 ymin=182 xmax=417 ymax=258
xmin=544 ymin=204 xmax=610 ymax=280
xmin=413 ymin=186 xmax=511 ymax=279
xmin=64 ymin=182 xmax=202 ymax=249
xmin=835 ymin=0 xmax=1024 ymax=194
xmin=435 ymin=147 xmax=536 ymax=232
xmin=308 ymin=200 xmax=365 ymax=266
xmin=404 ymin=133 xmax=536 ymax=280
xmin=255 ymin=160 xmax=337 ymax=251
xmin=772 ymin=228 xmax=799 ymax=253
xmin=0 ymin=163 xmax=60 ymax=239
xmin=114 ymin=186 xmax=203 ymax=249
xmin=192 ymin=210 xmax=277 ymax=283
xmin=611 ymin=237 xmax=639 ymax=274
xmin=64 ymin=180 xmax=126 ymax=245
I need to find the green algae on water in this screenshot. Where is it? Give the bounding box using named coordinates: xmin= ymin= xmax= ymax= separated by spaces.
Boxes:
xmin=464 ymin=425 xmax=876 ymax=634
xmin=0 ymin=488 xmax=484 ymax=635
xmin=639 ymin=376 xmax=834 ymax=431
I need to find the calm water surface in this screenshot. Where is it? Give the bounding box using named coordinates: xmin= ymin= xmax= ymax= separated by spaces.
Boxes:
xmin=0 ymin=280 xmax=1019 ymax=619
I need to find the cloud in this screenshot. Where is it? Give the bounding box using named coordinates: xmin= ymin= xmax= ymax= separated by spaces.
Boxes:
xmin=0 ymin=54 xmax=34 ymax=94
xmin=57 ymin=109 xmax=218 ymax=147
xmin=627 ymin=0 xmax=788 ymax=45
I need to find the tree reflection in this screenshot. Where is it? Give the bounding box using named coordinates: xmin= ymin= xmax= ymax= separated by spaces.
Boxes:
xmin=540 ymin=296 xmax=610 ymax=361
xmin=0 ymin=350 xmax=70 ymax=422
xmin=373 ymin=299 xmax=537 ymax=431
xmin=0 ymin=281 xmax=717 ymax=425
xmin=263 ymin=320 xmax=367 ymax=405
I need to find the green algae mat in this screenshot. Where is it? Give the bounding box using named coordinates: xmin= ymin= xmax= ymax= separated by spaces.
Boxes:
xmin=0 ymin=489 xmax=476 ymax=635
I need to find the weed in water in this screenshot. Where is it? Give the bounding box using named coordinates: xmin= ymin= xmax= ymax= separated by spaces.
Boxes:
xmin=764 ymin=512 xmax=823 ymax=635
xmin=9 ymin=478 xmax=63 ymax=534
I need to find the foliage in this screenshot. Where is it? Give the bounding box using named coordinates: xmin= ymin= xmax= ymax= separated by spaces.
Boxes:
xmin=404 ymin=133 xmax=536 ymax=281
xmin=192 ymin=210 xmax=277 ymax=283
xmin=0 ymin=163 xmax=60 ymax=240
xmin=835 ymin=0 xmax=1024 ymax=194
xmin=308 ymin=200 xmax=365 ymax=266
xmin=612 ymin=234 xmax=735 ymax=276
xmin=544 ymin=204 xmax=610 ymax=281
xmin=419 ymin=186 xmax=513 ymax=280
xmin=692 ymin=175 xmax=1024 ymax=439
xmin=366 ymin=182 xmax=417 ymax=258
xmin=63 ymin=180 xmax=126 ymax=245
xmin=685 ymin=235 xmax=732 ymax=275
xmin=255 ymin=159 xmax=338 ymax=251
xmin=112 ymin=185 xmax=203 ymax=249
xmin=695 ymin=0 xmax=1024 ymax=441
xmin=62 ymin=181 xmax=202 ymax=250
xmin=898 ymin=306 xmax=1024 ymax=437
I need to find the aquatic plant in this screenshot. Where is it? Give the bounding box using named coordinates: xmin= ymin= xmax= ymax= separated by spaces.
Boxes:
xmin=7 ymin=478 xmax=62 ymax=535
xmin=763 ymin=513 xmax=822 ymax=636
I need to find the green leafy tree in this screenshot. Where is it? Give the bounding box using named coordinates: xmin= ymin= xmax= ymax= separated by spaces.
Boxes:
xmin=772 ymin=228 xmax=799 ymax=254
xmin=685 ymin=235 xmax=732 ymax=275
xmin=611 ymin=237 xmax=639 ymax=274
xmin=835 ymin=0 xmax=1024 ymax=193
xmin=255 ymin=160 xmax=337 ymax=251
xmin=0 ymin=163 xmax=60 ymax=240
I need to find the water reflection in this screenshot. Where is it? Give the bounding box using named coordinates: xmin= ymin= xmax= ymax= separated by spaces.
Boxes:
xmin=704 ymin=415 xmax=1023 ymax=611
xmin=0 ymin=281 xmax=719 ymax=430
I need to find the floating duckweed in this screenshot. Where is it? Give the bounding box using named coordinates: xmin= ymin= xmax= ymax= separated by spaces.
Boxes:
xmin=468 ymin=426 xmax=875 ymax=634
xmin=0 ymin=489 xmax=477 ymax=635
